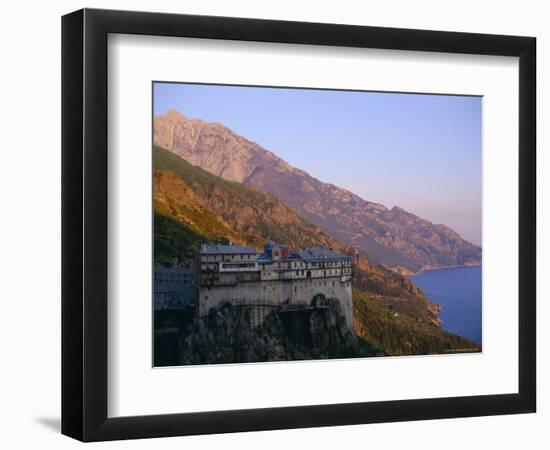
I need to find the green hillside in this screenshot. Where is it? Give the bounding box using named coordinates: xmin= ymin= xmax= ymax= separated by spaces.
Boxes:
xmin=155 ymin=145 xmax=354 ymax=251
xmin=353 ymin=289 xmax=477 ymax=356
xmin=154 ymin=212 xmax=210 ymax=267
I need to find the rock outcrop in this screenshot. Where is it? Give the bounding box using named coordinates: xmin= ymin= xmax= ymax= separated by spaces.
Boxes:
xmin=179 ymin=296 xmax=378 ymax=364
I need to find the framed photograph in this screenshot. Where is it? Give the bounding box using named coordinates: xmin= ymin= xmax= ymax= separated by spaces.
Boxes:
xmin=62 ymin=8 xmax=536 ymax=441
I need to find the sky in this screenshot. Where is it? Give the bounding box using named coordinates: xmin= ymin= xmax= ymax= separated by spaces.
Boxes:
xmin=154 ymin=82 xmax=482 ymax=246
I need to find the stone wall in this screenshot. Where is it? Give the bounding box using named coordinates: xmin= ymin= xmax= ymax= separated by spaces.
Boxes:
xmin=198 ymin=276 xmax=353 ymax=330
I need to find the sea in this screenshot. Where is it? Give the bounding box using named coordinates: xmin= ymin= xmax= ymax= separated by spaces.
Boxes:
xmin=411 ymin=266 xmax=482 ymax=345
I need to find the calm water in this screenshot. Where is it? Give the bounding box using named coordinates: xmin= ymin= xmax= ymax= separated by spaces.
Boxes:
xmin=411 ymin=266 xmax=482 ymax=345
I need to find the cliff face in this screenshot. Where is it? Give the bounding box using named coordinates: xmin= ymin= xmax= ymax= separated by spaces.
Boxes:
xmin=180 ymin=297 xmax=380 ymax=365
xmin=154 ymin=110 xmax=481 ymax=272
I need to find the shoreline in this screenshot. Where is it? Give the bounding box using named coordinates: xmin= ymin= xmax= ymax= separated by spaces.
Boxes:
xmin=410 ymin=263 xmax=482 ymax=277
xmin=410 ymin=264 xmax=482 ymax=346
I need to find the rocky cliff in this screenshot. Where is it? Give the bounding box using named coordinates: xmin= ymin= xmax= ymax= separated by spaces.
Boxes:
xmin=180 ymin=296 xmax=380 ymax=364
xmin=154 ymin=110 xmax=481 ymax=272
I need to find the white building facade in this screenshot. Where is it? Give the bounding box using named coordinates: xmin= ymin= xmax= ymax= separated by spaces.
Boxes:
xmin=197 ymin=241 xmax=353 ymax=329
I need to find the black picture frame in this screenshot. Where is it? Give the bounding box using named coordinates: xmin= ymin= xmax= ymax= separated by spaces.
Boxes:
xmin=62 ymin=8 xmax=536 ymax=442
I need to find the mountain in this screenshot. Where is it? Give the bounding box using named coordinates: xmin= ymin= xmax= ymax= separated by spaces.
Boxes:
xmin=153 ymin=145 xmax=479 ymax=356
xmin=154 ymin=110 xmax=481 ymax=272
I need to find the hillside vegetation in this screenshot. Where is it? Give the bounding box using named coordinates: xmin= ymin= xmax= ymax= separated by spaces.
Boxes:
xmin=353 ymin=289 xmax=477 ymax=355
xmin=154 ymin=145 xmax=480 ymax=356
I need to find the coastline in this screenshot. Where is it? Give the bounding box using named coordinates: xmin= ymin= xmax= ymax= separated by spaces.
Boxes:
xmin=410 ymin=263 xmax=482 ymax=277
xmin=410 ymin=264 xmax=482 ymax=345
xmin=387 ymin=262 xmax=482 ymax=277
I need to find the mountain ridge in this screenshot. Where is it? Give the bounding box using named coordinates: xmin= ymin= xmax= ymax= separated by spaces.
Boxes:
xmin=154 ymin=110 xmax=481 ymax=272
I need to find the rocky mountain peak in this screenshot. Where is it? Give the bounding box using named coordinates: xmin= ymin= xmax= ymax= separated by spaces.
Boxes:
xmin=163 ymin=109 xmax=187 ymax=120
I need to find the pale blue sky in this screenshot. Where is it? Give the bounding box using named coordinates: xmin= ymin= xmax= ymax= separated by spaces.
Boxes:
xmin=154 ymin=82 xmax=482 ymax=246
